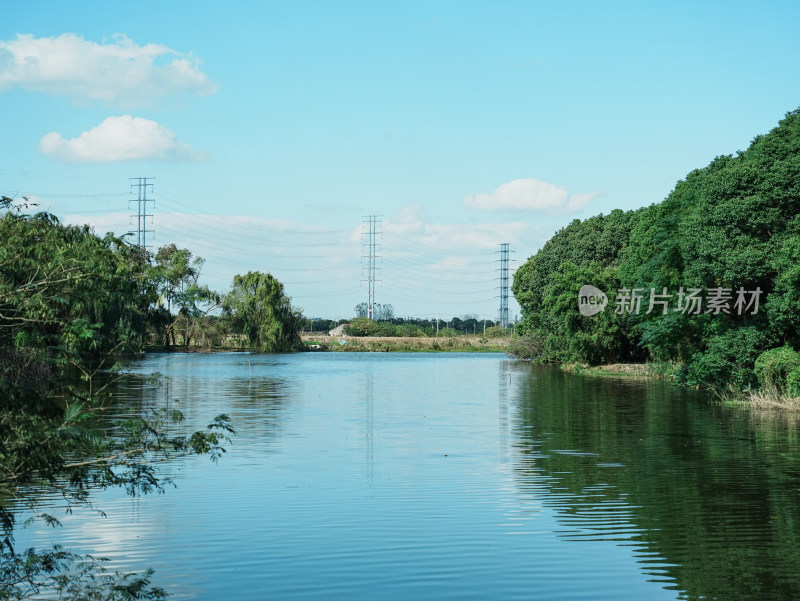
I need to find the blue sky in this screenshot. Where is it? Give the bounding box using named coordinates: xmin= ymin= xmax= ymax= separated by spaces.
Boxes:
xmin=2 ymin=1 xmax=799 ymax=320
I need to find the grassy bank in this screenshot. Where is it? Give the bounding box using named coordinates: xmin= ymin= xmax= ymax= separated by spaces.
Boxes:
xmin=560 ymin=362 xmax=673 ymax=380
xmin=301 ymin=334 xmax=511 ymax=353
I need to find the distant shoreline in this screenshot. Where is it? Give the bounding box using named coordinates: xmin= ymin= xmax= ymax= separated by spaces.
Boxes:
xmin=300 ymin=333 xmax=512 ymax=353
xmin=144 ymin=334 xmax=513 ymax=354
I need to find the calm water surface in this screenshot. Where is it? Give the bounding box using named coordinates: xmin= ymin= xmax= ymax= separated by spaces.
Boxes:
xmin=15 ymin=352 xmax=800 ymax=600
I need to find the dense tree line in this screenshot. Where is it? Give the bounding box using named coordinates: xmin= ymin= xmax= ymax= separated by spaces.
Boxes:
xmin=0 ymin=200 xmax=304 ymax=355
xmin=512 ymin=108 xmax=800 ymax=392
xmin=341 ymin=316 xmax=505 ymax=337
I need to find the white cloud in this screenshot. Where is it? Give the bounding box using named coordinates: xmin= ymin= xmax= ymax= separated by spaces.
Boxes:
xmin=39 ymin=115 xmax=209 ymax=163
xmin=383 ymin=205 xmax=537 ymax=251
xmin=0 ymin=33 xmax=216 ymax=105
xmin=463 ymin=178 xmax=601 ymax=213
xmin=383 ymin=204 xmax=425 ymax=235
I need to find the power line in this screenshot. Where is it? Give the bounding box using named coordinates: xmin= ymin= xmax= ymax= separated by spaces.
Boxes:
xmin=35 ymin=177 xmax=520 ymax=318
xmin=389 ymin=231 xmax=494 ymax=257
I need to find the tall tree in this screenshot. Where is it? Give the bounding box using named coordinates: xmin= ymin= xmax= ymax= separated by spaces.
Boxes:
xmin=223 ymin=271 xmax=301 ymax=352
xmin=0 ymin=198 xmax=155 ymax=359
xmin=151 ymin=244 xmax=217 ymax=347
xmin=0 ymin=199 xmax=234 ymax=599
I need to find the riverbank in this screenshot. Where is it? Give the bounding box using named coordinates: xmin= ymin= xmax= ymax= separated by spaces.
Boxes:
xmin=145 ymin=335 xmax=512 ymax=354
xmin=562 ymin=361 xmax=800 ymax=411
xmin=300 ymin=333 xmax=511 ymax=353
xmin=561 ymin=362 xmax=671 ymax=380
xmin=715 ymin=387 xmax=800 ymax=411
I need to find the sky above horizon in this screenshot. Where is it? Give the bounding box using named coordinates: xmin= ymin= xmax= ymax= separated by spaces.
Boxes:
xmin=2 ymin=1 xmax=799 ymax=320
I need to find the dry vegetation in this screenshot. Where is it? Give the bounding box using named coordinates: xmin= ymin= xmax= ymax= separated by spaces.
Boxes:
xmin=717 ymin=386 xmax=800 ymax=411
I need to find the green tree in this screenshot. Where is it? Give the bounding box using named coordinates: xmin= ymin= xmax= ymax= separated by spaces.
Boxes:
xmin=151 ymin=244 xmax=218 ymax=347
xmin=512 ymin=107 xmax=800 ymax=389
xmin=619 ymin=109 xmax=800 ymax=385
xmin=223 ymin=271 xmax=301 ymax=351
xmin=0 ymin=199 xmax=234 ymax=599
xmin=344 ymin=317 xmax=380 ymax=336
xmin=0 ymin=198 xmax=155 ymax=359
xmin=153 ymin=244 xmax=203 ymax=313
xmin=512 ymin=209 xmax=642 ymax=364
xmin=763 ymin=229 xmax=800 ymax=348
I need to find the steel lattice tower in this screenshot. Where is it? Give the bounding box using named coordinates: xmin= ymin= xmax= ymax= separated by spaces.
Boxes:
xmin=361 ymin=215 xmax=382 ymax=319
xmin=498 ymin=242 xmax=510 ymax=328
xmin=129 ymin=177 xmax=155 ymax=249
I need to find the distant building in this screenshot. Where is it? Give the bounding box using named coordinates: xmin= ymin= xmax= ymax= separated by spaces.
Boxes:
xmin=328 ymin=324 xmax=348 ymax=337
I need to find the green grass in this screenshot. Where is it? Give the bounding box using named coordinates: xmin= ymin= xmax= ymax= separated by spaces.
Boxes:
xmin=561 ymin=362 xmax=674 ymax=380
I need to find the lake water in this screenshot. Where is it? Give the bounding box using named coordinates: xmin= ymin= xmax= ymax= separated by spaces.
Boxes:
xmin=14 ymin=352 xmax=800 ymax=600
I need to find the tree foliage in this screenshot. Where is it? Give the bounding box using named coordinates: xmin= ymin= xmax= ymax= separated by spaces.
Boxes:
xmin=339 ymin=316 xmax=504 ymax=338
xmin=353 ymin=302 xmax=394 ymax=320
xmin=223 ymin=271 xmax=302 ymax=352
xmin=150 ymin=244 xmax=220 ymax=347
xmin=512 ymin=209 xmax=644 ymax=364
xmin=0 ymin=199 xmax=155 ymax=358
xmin=0 ymin=199 xmax=235 ymax=599
xmin=513 ymin=108 xmax=800 ymax=389
xmin=343 ymin=317 xmax=382 ymax=337
xmin=754 ymin=346 xmax=800 ymax=393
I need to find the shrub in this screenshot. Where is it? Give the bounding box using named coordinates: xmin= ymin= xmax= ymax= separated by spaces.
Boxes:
xmin=687 ymin=326 xmax=769 ymax=389
xmin=343 ymin=318 xmax=379 ymax=336
xmin=396 ymin=324 xmax=426 ymax=337
xmin=754 ymin=346 xmax=800 ymax=392
xmin=485 ymin=325 xmax=511 ymax=337
xmin=509 ymin=332 xmax=546 ymax=361
xmin=375 ymin=321 xmax=399 ymax=337
xmin=787 ymin=367 xmax=800 ymax=397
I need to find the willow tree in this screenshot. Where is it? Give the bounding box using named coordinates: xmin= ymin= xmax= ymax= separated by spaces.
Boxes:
xmin=223 ymin=271 xmax=302 ymax=352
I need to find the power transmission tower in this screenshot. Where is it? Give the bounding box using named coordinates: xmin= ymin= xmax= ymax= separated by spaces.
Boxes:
xmin=361 ymin=215 xmax=382 ymax=319
xmin=497 ymin=242 xmax=512 ymax=329
xmin=129 ymin=177 xmax=155 ymax=249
